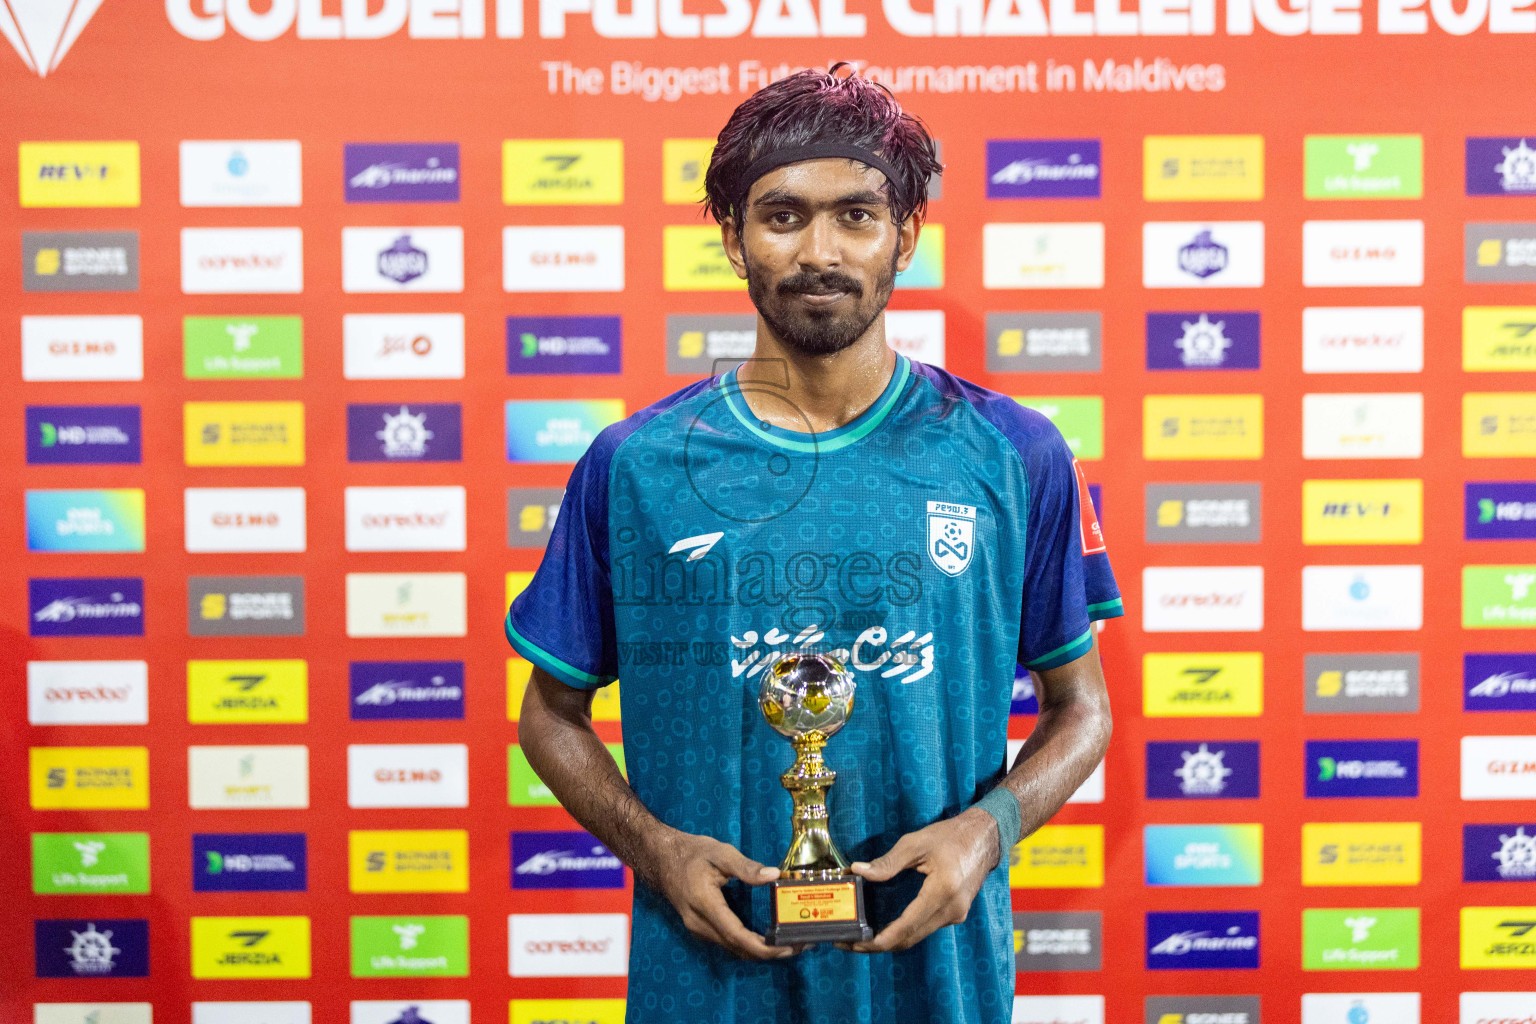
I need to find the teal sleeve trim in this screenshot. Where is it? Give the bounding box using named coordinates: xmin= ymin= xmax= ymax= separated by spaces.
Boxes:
xmin=505 ymin=613 xmax=611 ymax=691
xmin=973 ymin=787 xmax=1021 ymax=870
xmin=1086 ymin=597 xmax=1124 ymax=620
xmin=1023 ymin=628 xmax=1094 ymax=671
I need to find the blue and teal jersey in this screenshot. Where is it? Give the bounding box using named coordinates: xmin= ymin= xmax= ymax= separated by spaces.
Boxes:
xmin=506 ymin=353 xmax=1122 ymax=1024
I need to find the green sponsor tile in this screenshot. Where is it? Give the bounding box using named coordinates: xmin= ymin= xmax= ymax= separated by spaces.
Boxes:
xmin=33 ymin=832 xmax=150 ymax=894
xmin=1302 ymin=907 xmax=1419 ymax=970
xmin=1014 ymin=397 xmax=1104 ymax=460
xmin=184 ymin=316 xmax=303 ymax=379
xmin=350 ymin=915 xmax=468 ymax=977
xmin=509 ymin=742 xmax=625 ymax=807
xmin=1464 ymin=565 xmax=1536 ymax=628
xmin=1304 ymin=135 xmax=1423 ymax=199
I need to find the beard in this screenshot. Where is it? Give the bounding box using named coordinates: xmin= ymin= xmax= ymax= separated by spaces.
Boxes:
xmin=746 ymin=248 xmax=899 ymax=357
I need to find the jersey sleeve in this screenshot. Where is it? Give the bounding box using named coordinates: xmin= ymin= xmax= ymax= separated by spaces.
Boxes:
xmin=504 ymin=443 xmax=619 ymax=691
xmin=1015 ymin=423 xmax=1123 ymax=672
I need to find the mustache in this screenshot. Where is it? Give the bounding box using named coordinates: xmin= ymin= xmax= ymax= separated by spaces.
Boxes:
xmin=776 ymin=270 xmax=863 ymax=297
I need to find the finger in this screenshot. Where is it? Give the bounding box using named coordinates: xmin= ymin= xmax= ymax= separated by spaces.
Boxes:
xmin=693 ymin=885 xmax=796 ymax=961
xmin=713 ymin=843 xmax=780 ymax=886
xmin=850 ymin=834 xmax=927 ymax=882
xmin=851 ymin=875 xmax=952 ymax=954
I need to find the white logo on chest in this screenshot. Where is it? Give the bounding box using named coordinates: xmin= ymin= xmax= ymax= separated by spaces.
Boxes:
xmin=926 ymin=500 xmax=976 ymax=576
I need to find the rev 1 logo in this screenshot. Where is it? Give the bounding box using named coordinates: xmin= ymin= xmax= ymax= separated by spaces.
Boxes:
xmin=1012 ymin=911 xmax=1102 ymax=971
xmin=1146 ymin=740 xmax=1260 ymax=799
xmin=509 ymin=914 xmax=630 ymax=977
xmin=1465 ymin=824 xmax=1536 ymax=882
xmin=193 ymin=833 xmax=307 ymax=892
xmin=35 ymin=919 xmax=149 ymax=978
xmin=507 ymin=316 xmax=622 ymax=375
xmin=1306 ymin=740 xmax=1419 ymax=798
xmin=29 ymin=577 xmax=144 ymax=637
xmin=1146 ymin=911 xmax=1260 ymax=970
xmin=1468 ymin=137 xmax=1536 ymax=195
xmin=26 ymin=405 xmax=141 ymax=465
xmin=985 ymin=139 xmax=1102 ymax=199
xmin=1465 ymin=653 xmax=1536 ymax=711
xmin=1467 ymin=482 xmax=1536 ymax=540
xmin=1146 ymin=311 xmax=1261 ymax=370
xmin=350 ymin=661 xmax=465 ymax=721
xmin=1144 ymin=995 xmax=1261 ymax=1024
xmin=512 ymin=831 xmax=625 ymax=890
xmin=345 ymin=143 xmax=460 ymax=203
xmin=347 ymin=403 xmax=462 ymax=462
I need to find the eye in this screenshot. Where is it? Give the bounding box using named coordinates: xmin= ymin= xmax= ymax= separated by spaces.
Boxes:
xmin=769 ymin=210 xmax=798 ymax=226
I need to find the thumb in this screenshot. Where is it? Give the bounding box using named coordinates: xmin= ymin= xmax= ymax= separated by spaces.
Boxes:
xmin=718 ymin=844 xmax=780 ymax=886
xmin=851 ymin=835 xmax=924 ymax=882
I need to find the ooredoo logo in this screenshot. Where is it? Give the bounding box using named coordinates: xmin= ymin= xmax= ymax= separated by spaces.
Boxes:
xmin=344 ymin=486 xmax=466 ymax=552
xmin=508 ymin=914 xmax=629 ymax=977
xmin=182 ymin=228 xmax=304 ymax=294
xmin=1142 ymin=566 xmax=1264 ymax=632
xmin=27 ymin=661 xmax=149 ymax=726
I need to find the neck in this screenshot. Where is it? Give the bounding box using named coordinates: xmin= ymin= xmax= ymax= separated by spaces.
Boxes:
xmin=735 ymin=316 xmax=898 ymax=433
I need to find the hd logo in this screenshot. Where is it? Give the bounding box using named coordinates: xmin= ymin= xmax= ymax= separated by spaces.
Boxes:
xmin=191 ymin=916 xmax=311 ymax=978
xmin=503 ymin=140 xmax=623 ymax=205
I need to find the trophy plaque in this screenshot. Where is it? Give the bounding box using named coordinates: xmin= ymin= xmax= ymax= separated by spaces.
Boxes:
xmin=758 ymin=651 xmax=874 ymax=945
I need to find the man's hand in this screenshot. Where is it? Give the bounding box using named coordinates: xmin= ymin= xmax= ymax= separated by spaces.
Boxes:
xmin=845 ymin=808 xmax=999 ymax=953
xmin=653 ymin=831 xmax=798 ymax=961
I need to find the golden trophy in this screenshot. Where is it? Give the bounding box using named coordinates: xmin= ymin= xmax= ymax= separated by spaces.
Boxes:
xmin=758 ymin=651 xmax=873 ymax=945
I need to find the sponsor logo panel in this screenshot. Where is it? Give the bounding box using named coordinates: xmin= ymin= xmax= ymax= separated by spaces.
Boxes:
xmin=1145 ymin=483 xmax=1262 ymax=544
xmin=663 ymin=224 xmax=743 ymax=291
xmin=193 ymin=833 xmax=308 ymax=893
xmin=1013 ymin=397 xmax=1103 ymax=459
xmin=181 ymin=227 xmax=303 ymax=294
xmin=1143 ymin=222 xmax=1264 ymax=288
xmin=1144 ymin=824 xmax=1263 ymax=886
xmin=1144 ymin=135 xmax=1264 ymax=201
xmin=1302 ymin=564 xmax=1423 ymax=631
xmin=986 ymin=139 xmax=1102 ymax=199
xmin=1146 ymin=740 xmax=1261 ymax=799
xmin=35 ymin=1005 xmax=154 ymax=1024
xmin=344 ymin=485 xmax=467 ymax=552
xmin=1143 ymin=394 xmax=1263 ymax=460
xmin=1012 ymin=911 xmax=1101 ymax=971
xmin=1013 ymin=996 xmax=1104 ymax=1024
xmin=345 ymin=143 xmax=460 ymax=203
xmin=1303 ymin=393 xmax=1423 ymax=459
xmin=1008 ymin=824 xmax=1104 ymax=888
xmin=662 ymin=137 xmax=714 ymax=205
xmin=1467 ymin=222 xmax=1536 ymax=283
xmin=184 ymin=316 xmax=303 ymax=379
xmin=30 ymin=747 xmax=149 ymax=810
xmin=1462 ymin=736 xmax=1536 ymax=799
xmin=1464 ymin=652 xmax=1536 ymax=711
xmin=1301 ymin=993 xmax=1419 ymax=1023
xmin=1305 ymin=653 xmax=1420 ymax=714
xmin=351 ymin=661 xmax=465 ymax=721
xmin=508 ymin=913 xmax=629 ymax=977
xmin=342 ymin=313 xmax=466 ymax=380
xmin=1302 ymin=822 xmax=1421 ymax=886
xmin=191 ymin=916 xmax=311 ymax=979
xmin=35 ymin=919 xmax=149 ymax=978
xmin=1302 ymin=478 xmax=1422 ymax=545
xmin=29 ymin=578 xmax=145 ymax=637
xmin=1146 ymin=311 xmax=1260 ymax=370
xmin=348 ymin=744 xmax=469 ymax=808
xmin=665 ymin=313 xmax=755 ymax=376
xmin=342 ymin=227 xmax=463 ymax=292
xmin=180 ymin=140 xmax=303 ymax=207
xmin=511 ymin=830 xmax=625 ymax=890
xmin=1464 ymin=306 xmax=1536 ymax=372
xmin=1468 ymin=136 xmax=1536 ymax=195
xmin=1146 ymin=911 xmax=1260 ymax=970
xmin=503 ymin=139 xmax=622 ymax=204
xmin=351 ymin=915 xmax=468 ymax=978
xmin=1467 ymin=482 xmax=1536 ymax=543
xmin=1306 ymin=740 xmax=1419 ymax=798
xmin=510 ymin=742 xmax=626 ymax=805
xmin=505 ymin=399 xmax=625 ymax=463
xmin=884 ymin=309 xmax=946 ymax=366
xmin=26 ymin=489 xmax=144 ymax=553
xmin=351 ymin=1002 xmax=468 ymax=1024
xmin=188 ymin=577 xmax=305 ymax=638
xmin=187 ymin=660 xmax=308 ymax=724
xmin=507 ymin=315 xmax=622 ymax=375
xmin=184 ymin=487 xmax=307 ymax=553
xmin=1142 ymin=568 xmax=1265 ymax=633
xmin=510 ymin=1001 xmax=626 ymax=1024
xmin=1460 ymin=906 xmax=1536 ymax=968
xmin=26 ymin=406 xmax=141 ymax=465
xmin=1303 ymin=306 xmax=1424 ymax=373
xmin=23 ymin=231 xmax=139 ymax=292
xmin=1144 ymin=995 xmax=1261 ymax=1024
xmin=986 ymin=312 xmax=1102 ymax=373
xmin=345 ymin=572 xmax=467 ymax=638
xmin=1143 ymin=652 xmax=1263 ymax=715
xmin=1303 ymin=220 xmax=1424 ymax=286
xmin=1464 ymin=392 xmax=1536 ymax=457
xmin=1304 ymin=135 xmax=1423 ymax=199
xmin=187 ymin=746 xmax=309 ymax=809
xmin=508 ymin=662 xmax=621 ymax=722
xmin=1460 ymin=991 xmax=1536 ymax=1022
xmin=191 ymin=1004 xmax=312 ymax=1024
xmin=184 ymin=402 xmax=305 ymax=467
xmin=983 ymin=222 xmax=1104 ymax=289
xmin=20 ymin=141 xmax=140 ymax=207
xmin=349 ymin=830 xmax=468 ymax=893
xmin=27 ymin=661 xmax=149 ymax=726
xmin=1464 ymin=565 xmax=1536 ymax=628
xmin=32 ymin=832 xmax=151 ymax=895
xmin=505 ymin=225 xmax=625 ymax=292
xmin=507 ymin=488 xmax=565 ymax=548
xmin=21 ymin=315 xmax=144 ymax=381
xmin=1464 ymin=824 xmax=1536 ymax=883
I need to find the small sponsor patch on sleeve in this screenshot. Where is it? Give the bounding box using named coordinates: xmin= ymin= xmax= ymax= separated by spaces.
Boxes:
xmin=1074 ymin=459 xmax=1107 ymax=555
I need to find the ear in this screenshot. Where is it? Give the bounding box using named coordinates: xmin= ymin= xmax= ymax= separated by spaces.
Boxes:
xmin=721 ymin=217 xmax=749 ymax=280
xmin=893 ymin=213 xmax=923 ymax=273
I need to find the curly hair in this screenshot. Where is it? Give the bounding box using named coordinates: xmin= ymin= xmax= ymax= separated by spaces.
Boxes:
xmin=703 ymin=62 xmax=942 ymax=227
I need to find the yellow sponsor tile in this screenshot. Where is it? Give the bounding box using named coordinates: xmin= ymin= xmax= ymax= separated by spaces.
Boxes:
xmin=508 ymin=658 xmax=621 ymax=722
xmin=184 ymin=401 xmax=305 ymax=466
xmin=1461 ymin=906 xmax=1536 ymax=969
xmin=191 ymin=916 xmax=311 ymax=978
xmin=1009 ymin=824 xmax=1103 ymax=888
xmin=20 ymin=141 xmax=141 ymax=207
xmin=1144 ymin=652 xmax=1263 ymax=717
xmin=1144 ymin=135 xmax=1264 ymax=201
xmin=1302 ymin=822 xmax=1421 ymax=886
xmin=1464 ymin=307 xmax=1536 ymax=372
xmin=503 ymin=139 xmax=623 ymax=205
xmin=664 ymin=225 xmax=745 ymax=291
xmin=663 ymin=138 xmax=714 ymax=205
xmin=349 ymin=830 xmax=469 ymax=893
xmin=30 ymin=747 xmax=149 ymax=810
xmin=1301 ymin=479 xmax=1422 ymax=545
xmin=1144 ymin=395 xmax=1263 ymax=460
xmin=187 ymin=660 xmax=308 ymax=724
xmin=1464 ymin=393 xmax=1536 ymax=457
xmin=512 ymin=1001 xmax=627 ymax=1024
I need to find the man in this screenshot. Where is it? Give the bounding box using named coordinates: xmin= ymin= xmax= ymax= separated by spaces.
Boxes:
xmin=508 ymin=64 xmax=1121 ymax=1024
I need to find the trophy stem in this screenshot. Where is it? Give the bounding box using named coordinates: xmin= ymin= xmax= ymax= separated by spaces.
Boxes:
xmin=779 ymin=730 xmax=851 ymax=880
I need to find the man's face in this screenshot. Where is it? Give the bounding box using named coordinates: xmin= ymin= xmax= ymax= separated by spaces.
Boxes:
xmin=725 ymin=158 xmax=919 ymax=357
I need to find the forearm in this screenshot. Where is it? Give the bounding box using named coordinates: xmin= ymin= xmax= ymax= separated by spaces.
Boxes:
xmin=998 ymin=686 xmax=1112 ymax=838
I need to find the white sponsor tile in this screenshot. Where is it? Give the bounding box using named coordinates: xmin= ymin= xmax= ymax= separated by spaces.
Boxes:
xmin=342 ymin=227 xmax=463 ymax=293
xmin=182 ymin=228 xmax=303 ymax=294
xmin=180 ymin=141 xmax=302 ymax=207
xmin=1143 ymin=221 xmax=1265 ymax=288
xmin=1303 ymin=393 xmax=1423 ymax=459
xmin=1302 ymin=565 xmax=1423 ymax=631
xmin=188 ymin=746 xmax=309 ymax=809
xmin=342 ymin=314 xmax=465 ymax=380
xmin=28 ymin=661 xmax=148 ymax=726
xmin=344 ymin=486 xmax=466 ymax=552
xmin=184 ymin=488 xmax=307 ymax=553
xmin=1303 ymin=220 xmax=1425 ymax=287
xmin=508 ymin=913 xmax=629 ymax=977
xmin=503 ymin=226 xmax=625 ymax=292
xmin=1142 ymin=566 xmax=1265 ymax=632
xmin=21 ymin=315 xmax=143 ymax=381
xmin=1462 ymin=736 xmax=1536 ymax=800
xmin=983 ymin=223 xmax=1105 ymax=289
xmin=1302 ymin=307 xmax=1424 ymax=373
xmin=348 ymin=744 xmax=469 ymax=808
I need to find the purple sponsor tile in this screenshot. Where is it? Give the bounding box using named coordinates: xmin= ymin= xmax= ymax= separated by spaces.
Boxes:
xmin=1146 ymin=911 xmax=1260 ymax=970
xmin=26 ymin=405 xmax=141 ymax=465
xmin=346 ymin=403 xmax=462 ymax=463
xmin=511 ymin=830 xmax=625 ymax=889
xmin=986 ymin=140 xmax=1102 ymax=199
xmin=193 ymin=833 xmax=308 ymax=892
xmin=36 ymin=919 xmax=149 ymax=978
xmin=1464 ymin=652 xmax=1536 ymax=711
xmin=1146 ymin=312 xmax=1261 ymax=370
xmin=1464 ymin=823 xmax=1536 ymax=882
xmin=29 ymin=577 xmax=144 ymax=637
xmin=1011 ymin=665 xmax=1039 ymax=715
xmin=1467 ymin=136 xmax=1536 ymax=197
xmin=350 ymin=660 xmax=465 ymax=720
xmin=1146 ymin=740 xmax=1261 ymax=800
xmin=1466 ymin=481 xmax=1536 ymax=540
xmin=345 ymin=143 xmax=460 ymax=203
xmin=507 ymin=316 xmax=622 ymax=375
xmin=1305 ymin=740 xmax=1418 ymax=798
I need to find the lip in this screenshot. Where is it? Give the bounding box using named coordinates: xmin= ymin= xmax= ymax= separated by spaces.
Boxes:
xmin=794 ymin=291 xmax=848 ymax=306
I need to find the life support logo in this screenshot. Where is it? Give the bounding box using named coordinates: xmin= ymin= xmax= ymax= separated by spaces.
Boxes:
xmin=926 ymin=500 xmax=975 ymax=576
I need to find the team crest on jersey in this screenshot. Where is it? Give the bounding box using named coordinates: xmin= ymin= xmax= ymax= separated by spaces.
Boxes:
xmin=926 ymin=501 xmax=976 ymax=576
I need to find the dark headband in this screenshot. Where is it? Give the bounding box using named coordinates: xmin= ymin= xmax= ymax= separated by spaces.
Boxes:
xmin=738 ymin=142 xmax=905 ymax=208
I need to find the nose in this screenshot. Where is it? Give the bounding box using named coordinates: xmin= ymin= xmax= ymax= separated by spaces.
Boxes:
xmin=797 ymin=212 xmax=841 ymax=271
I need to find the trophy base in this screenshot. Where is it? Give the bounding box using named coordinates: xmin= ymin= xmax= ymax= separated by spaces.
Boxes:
xmin=766 ymin=875 xmax=874 ymax=945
